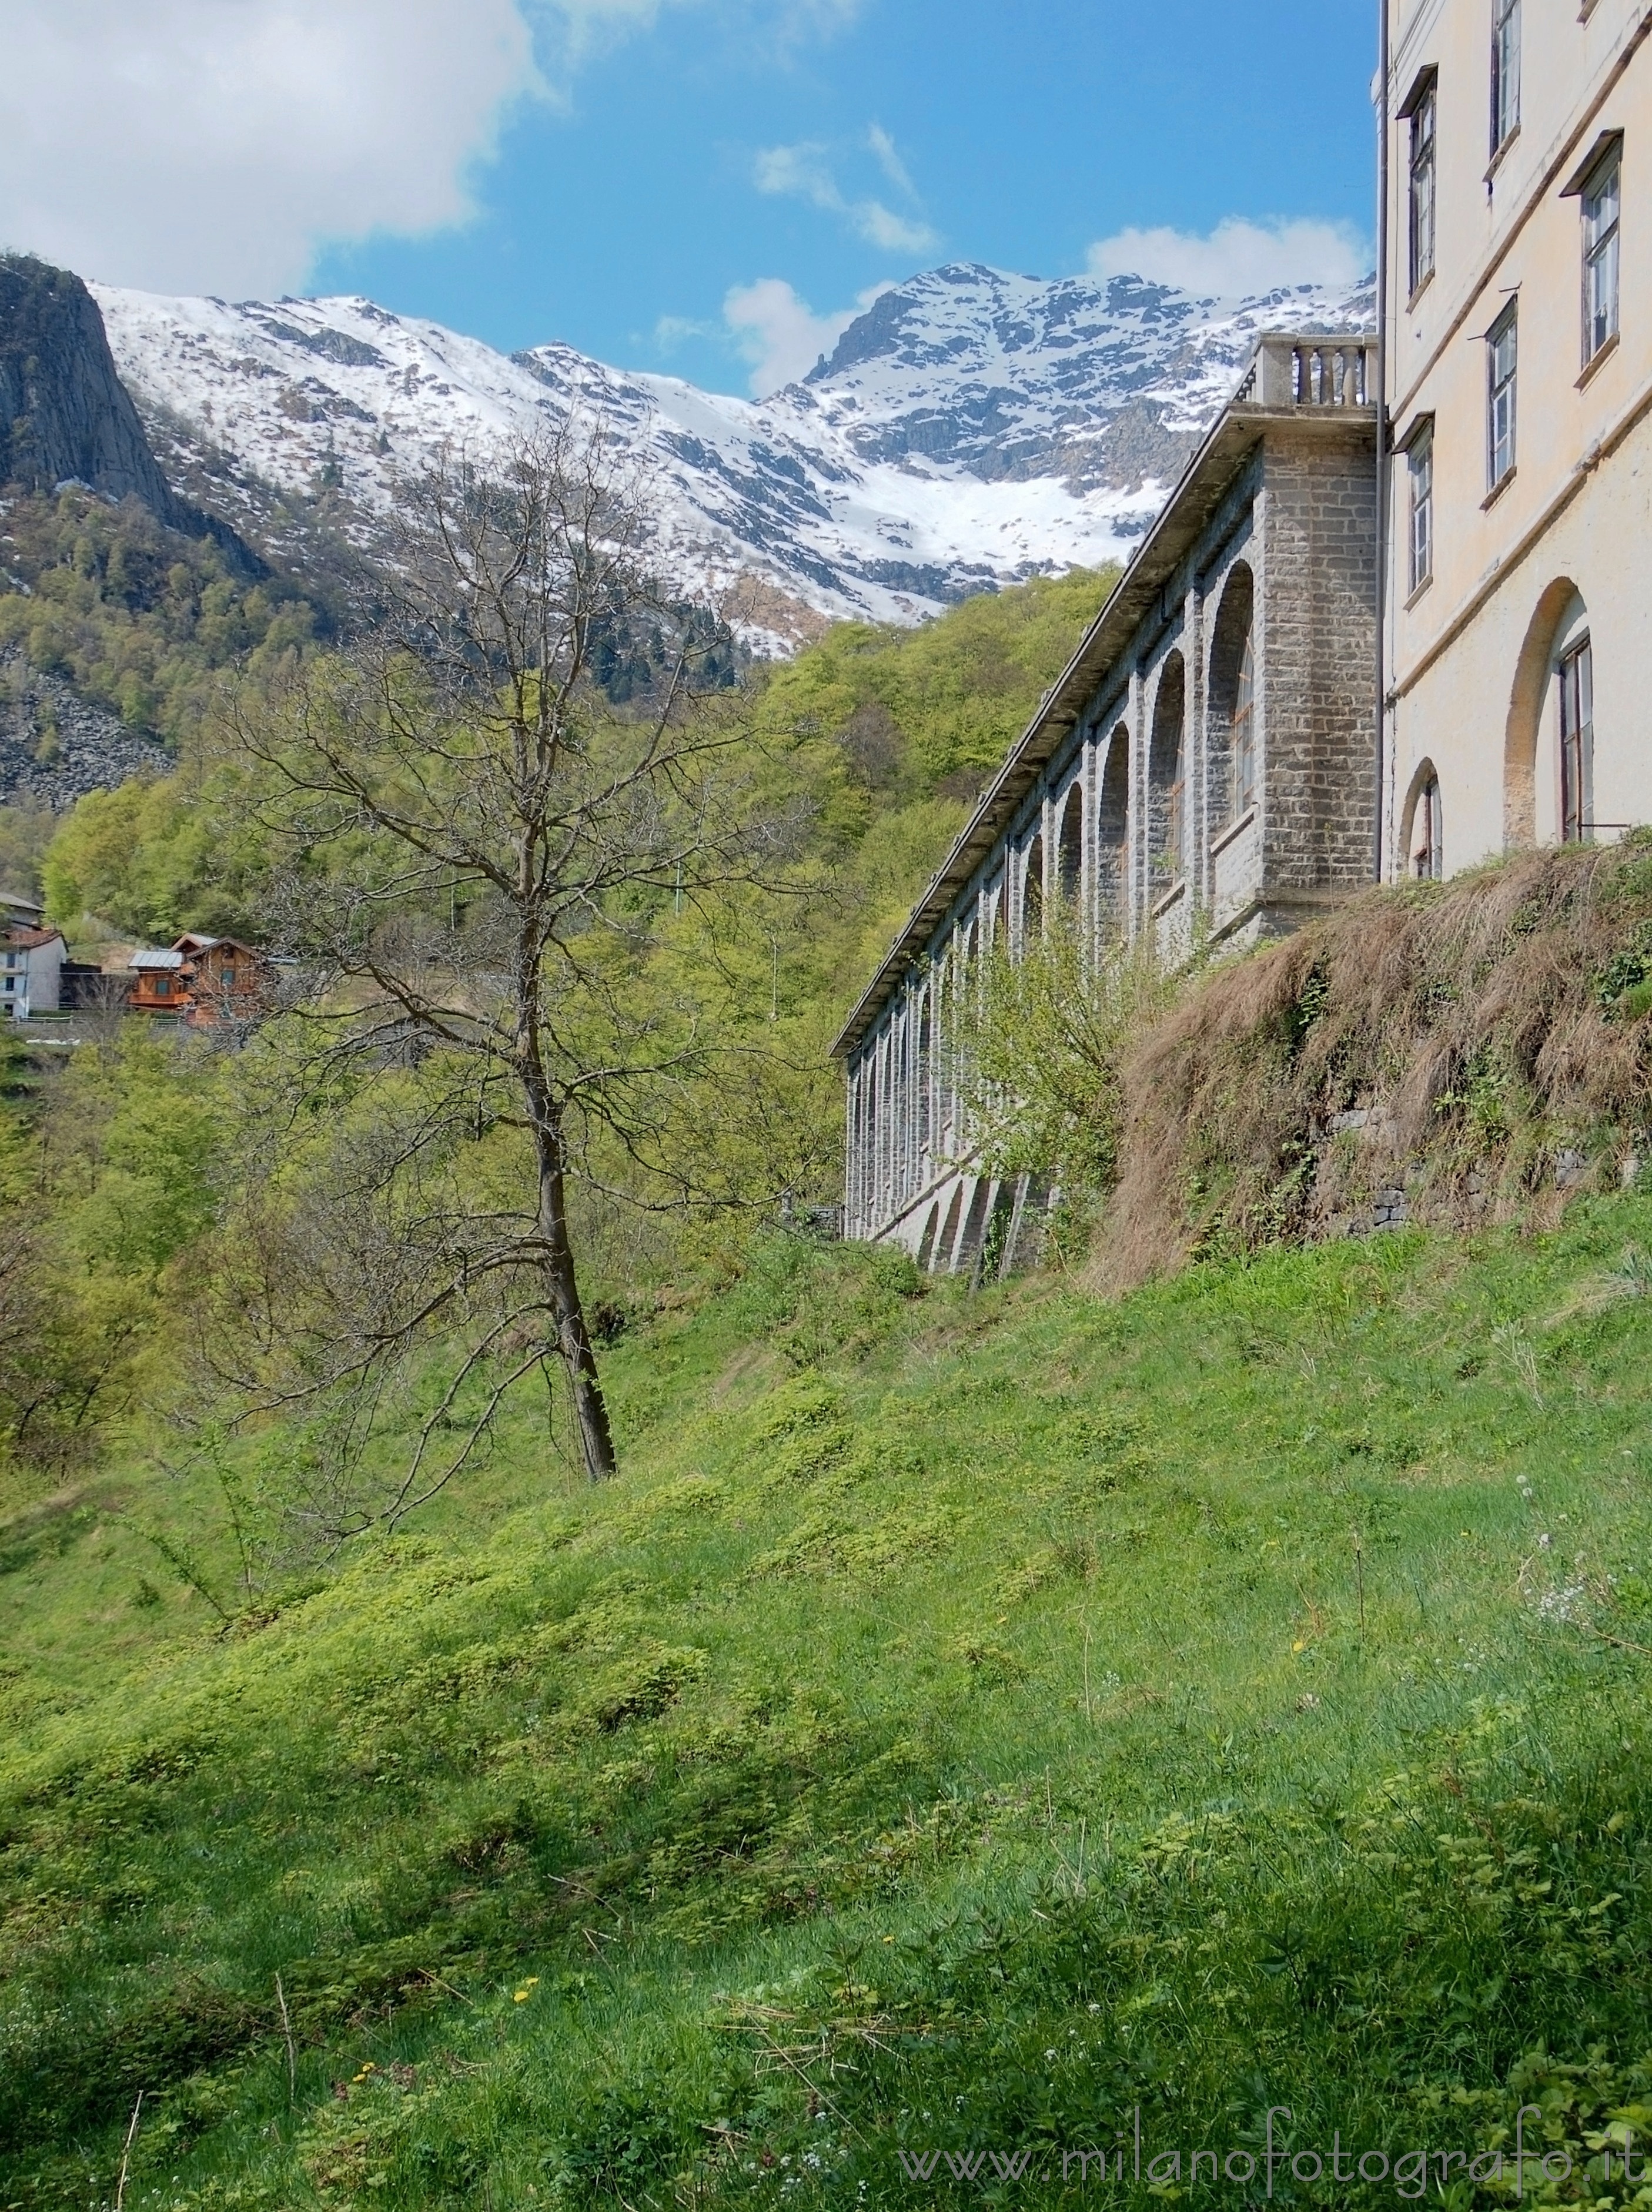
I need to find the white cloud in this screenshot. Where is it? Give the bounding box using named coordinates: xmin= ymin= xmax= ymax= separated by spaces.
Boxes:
xmin=653 ymin=311 xmax=720 ymax=348
xmin=866 ymin=123 xmax=916 ymax=200
xmin=855 ymin=202 xmax=935 ymax=255
xmin=1085 ymin=216 xmax=1369 ymax=299
xmin=723 ymin=277 xmax=885 ymax=396
xmin=0 ymin=0 xmax=868 ymax=300
xmin=753 ymin=132 xmax=937 ymax=256
xmin=0 ymin=0 xmax=541 ymax=296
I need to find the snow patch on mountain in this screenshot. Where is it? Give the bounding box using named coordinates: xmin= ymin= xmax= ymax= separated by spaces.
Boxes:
xmin=93 ymin=262 xmax=1370 ymax=645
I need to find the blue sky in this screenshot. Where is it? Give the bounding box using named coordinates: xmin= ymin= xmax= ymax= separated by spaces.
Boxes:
xmin=316 ymin=0 xmax=1378 ymax=390
xmin=6 ymin=0 xmax=1377 ymax=399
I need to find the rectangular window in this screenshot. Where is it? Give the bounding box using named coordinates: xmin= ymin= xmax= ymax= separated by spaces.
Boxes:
xmin=1583 ymin=146 xmax=1620 ymax=364
xmin=1409 ymin=84 xmax=1437 ymax=292
xmin=1492 ymin=0 xmax=1520 ymax=156
xmin=1408 ymin=428 xmax=1434 ymax=592
xmin=1559 ymin=636 xmax=1593 ymax=842
xmin=1487 ymin=304 xmax=1517 ymax=490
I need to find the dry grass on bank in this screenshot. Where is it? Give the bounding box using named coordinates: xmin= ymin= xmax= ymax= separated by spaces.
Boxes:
xmin=1101 ymin=837 xmax=1652 ymax=1286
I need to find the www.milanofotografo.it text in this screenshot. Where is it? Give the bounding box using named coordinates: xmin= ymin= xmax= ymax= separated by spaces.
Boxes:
xmin=893 ymin=2106 xmax=1648 ymax=2196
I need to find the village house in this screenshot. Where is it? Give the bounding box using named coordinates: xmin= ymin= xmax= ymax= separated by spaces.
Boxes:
xmin=833 ymin=330 xmax=1379 ymax=1273
xmin=126 ymin=935 xmax=267 ymax=1024
xmin=1 ymin=921 xmax=64 ymax=1018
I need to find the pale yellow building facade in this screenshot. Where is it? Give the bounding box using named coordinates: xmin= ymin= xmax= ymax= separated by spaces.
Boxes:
xmin=1382 ymin=0 xmax=1652 ymax=877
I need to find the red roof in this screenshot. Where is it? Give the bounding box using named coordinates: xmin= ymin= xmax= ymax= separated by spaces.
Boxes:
xmin=3 ymin=926 xmax=63 ymax=951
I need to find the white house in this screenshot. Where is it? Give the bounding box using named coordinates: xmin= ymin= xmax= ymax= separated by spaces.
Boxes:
xmin=1 ymin=925 xmax=65 ymax=1018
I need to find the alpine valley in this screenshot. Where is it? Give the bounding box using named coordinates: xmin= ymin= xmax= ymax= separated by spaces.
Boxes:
xmin=94 ymin=262 xmax=1373 ymax=648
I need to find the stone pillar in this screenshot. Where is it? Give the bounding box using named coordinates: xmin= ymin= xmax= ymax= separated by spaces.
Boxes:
xmin=1128 ymin=664 xmax=1148 ymax=938
xmin=1183 ymin=580 xmax=1206 ymax=909
xmin=1259 ymin=426 xmax=1379 ymax=900
xmin=1082 ymin=724 xmax=1098 ymax=956
xmin=850 ymin=1056 xmax=866 ymax=1237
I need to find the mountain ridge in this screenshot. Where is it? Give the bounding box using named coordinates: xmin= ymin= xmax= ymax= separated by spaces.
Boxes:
xmin=91 ymin=262 xmax=1373 ymax=649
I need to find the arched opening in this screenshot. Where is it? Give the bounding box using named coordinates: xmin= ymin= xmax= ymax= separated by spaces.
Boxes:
xmin=936 ymin=1182 xmax=964 ymax=1271
xmin=1021 ymin=834 xmax=1044 ymax=947
xmin=1504 ymin=578 xmax=1583 ymax=846
xmin=1148 ymin=652 xmax=1187 ymax=895
xmin=915 ymin=1202 xmax=939 ymax=1271
xmin=1206 ymin=564 xmax=1256 ymax=826
xmin=873 ymin=1032 xmax=889 ymax=1222
xmin=1096 ymin=724 xmax=1130 ymax=938
xmin=1402 ymin=759 xmax=1443 ymax=880
xmin=1056 ymin=783 xmax=1084 ymax=902
xmin=915 ymin=989 xmax=932 ymax=1157
xmin=864 ymin=1050 xmax=879 ymax=1225
xmin=955 ymin=1177 xmax=994 ymax=1273
xmin=991 ymin=879 xmax=1008 ymax=955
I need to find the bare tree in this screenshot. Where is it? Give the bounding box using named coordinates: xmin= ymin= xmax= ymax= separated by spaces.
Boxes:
xmin=229 ymin=426 xmax=785 ymax=1491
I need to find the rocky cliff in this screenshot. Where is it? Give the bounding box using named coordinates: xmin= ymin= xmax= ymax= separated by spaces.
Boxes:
xmin=0 ymin=257 xmax=181 ymax=520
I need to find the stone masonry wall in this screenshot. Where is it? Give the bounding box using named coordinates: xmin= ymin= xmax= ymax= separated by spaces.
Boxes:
xmin=1261 ymin=424 xmax=1377 ymax=895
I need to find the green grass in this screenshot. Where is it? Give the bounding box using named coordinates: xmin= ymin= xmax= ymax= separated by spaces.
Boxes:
xmin=6 ymin=1209 xmax=1652 ymax=2207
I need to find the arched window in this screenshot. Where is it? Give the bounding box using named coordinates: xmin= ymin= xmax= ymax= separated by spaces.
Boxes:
xmin=1504 ymin=578 xmax=1583 ymax=846
xmin=1096 ymin=725 xmax=1129 ymax=938
xmin=1021 ymin=835 xmax=1044 ymax=945
xmin=1408 ymin=771 xmax=1443 ymax=879
xmin=1056 ymin=784 xmax=1083 ymax=902
xmin=1148 ymin=653 xmax=1186 ymax=893
xmin=1559 ymin=634 xmax=1593 ymax=842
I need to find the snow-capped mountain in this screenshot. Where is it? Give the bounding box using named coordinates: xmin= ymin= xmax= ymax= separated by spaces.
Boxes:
xmin=93 ymin=263 xmax=1372 ymax=648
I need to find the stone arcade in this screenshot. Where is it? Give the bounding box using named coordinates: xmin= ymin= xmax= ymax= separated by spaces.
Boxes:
xmin=832 ymin=333 xmax=1379 ymax=1273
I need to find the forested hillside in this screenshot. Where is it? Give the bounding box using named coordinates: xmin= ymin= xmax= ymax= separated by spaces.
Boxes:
xmin=0 ymin=563 xmax=1118 ymax=1492
xmin=6 ymin=558 xmax=1109 ymax=955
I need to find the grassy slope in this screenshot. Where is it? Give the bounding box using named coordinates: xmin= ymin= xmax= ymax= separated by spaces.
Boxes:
xmin=6 ymin=1208 xmax=1652 ymax=2207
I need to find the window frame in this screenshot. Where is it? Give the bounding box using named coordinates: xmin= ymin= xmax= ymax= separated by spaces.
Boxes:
xmin=1410 ymin=774 xmax=1443 ymax=881
xmin=1581 ymin=143 xmax=1621 ymax=368
xmin=1558 ymin=634 xmax=1594 ymax=844
xmin=1408 ymin=81 xmax=1438 ymax=295
xmin=1487 ymin=303 xmax=1518 ymax=493
xmin=1406 ymin=423 xmax=1434 ymax=594
xmin=1491 ymin=0 xmax=1520 ymax=158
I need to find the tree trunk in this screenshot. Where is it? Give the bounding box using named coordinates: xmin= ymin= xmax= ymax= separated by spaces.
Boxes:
xmin=530 ymin=1093 xmax=617 ymax=1481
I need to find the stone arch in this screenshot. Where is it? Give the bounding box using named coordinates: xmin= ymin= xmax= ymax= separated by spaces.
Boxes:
xmin=1096 ymin=723 xmax=1130 ymax=938
xmin=915 ymin=1202 xmax=939 ymax=1271
xmin=1056 ymin=782 xmax=1084 ymax=902
xmin=935 ymin=1181 xmax=964 ymax=1271
xmin=1206 ymin=563 xmax=1256 ymax=826
xmin=1400 ymin=757 xmax=1443 ymax=880
xmin=914 ymin=987 xmax=932 ymax=1156
xmin=1021 ymin=833 xmax=1044 ymax=945
xmin=955 ymin=1177 xmax=994 ymax=1273
xmin=1148 ymin=651 xmax=1187 ymax=894
xmin=1504 ymin=578 xmax=1583 ymax=847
